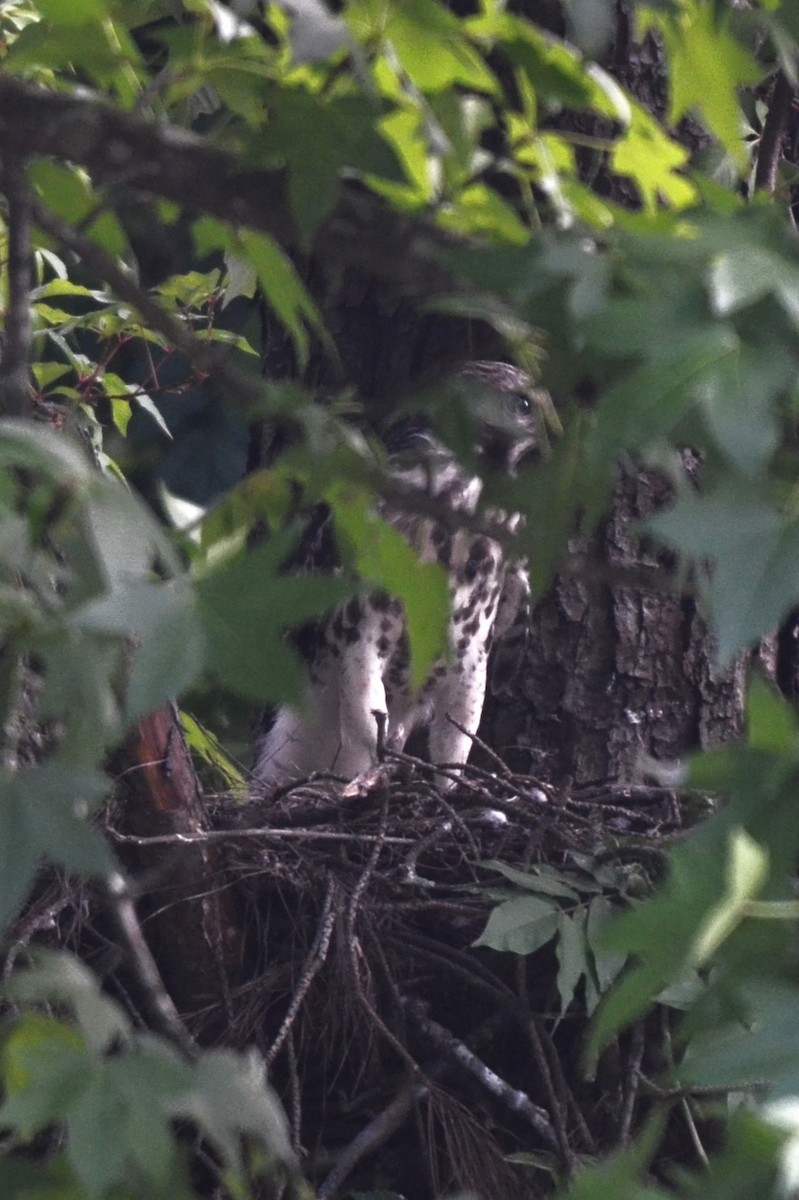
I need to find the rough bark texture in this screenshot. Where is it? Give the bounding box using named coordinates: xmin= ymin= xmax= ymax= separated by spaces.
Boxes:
xmin=112 ymin=704 xmax=241 ymax=1028
xmin=484 ymin=469 xmax=747 ymax=784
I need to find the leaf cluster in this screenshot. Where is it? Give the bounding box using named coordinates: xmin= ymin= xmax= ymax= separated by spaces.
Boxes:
xmin=2 ymin=0 xmax=799 ymax=1196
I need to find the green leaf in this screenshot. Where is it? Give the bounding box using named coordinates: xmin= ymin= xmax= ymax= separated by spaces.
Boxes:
xmin=438 ymin=183 xmax=530 ymax=244
xmin=5 ymin=951 xmax=131 ymax=1055
xmin=232 ymin=229 xmax=332 ymax=369
xmin=746 ymin=676 xmax=799 ymax=753
xmin=386 ymin=0 xmax=497 ymax=95
xmin=65 ymin=1053 xmax=186 ymax=1195
xmin=181 ymin=710 xmax=246 ymax=792
xmin=110 ymin=396 xmax=132 ymax=436
xmin=101 ymin=373 xmax=173 ymax=439
xmin=0 ymin=1014 xmax=88 ymax=1136
xmin=0 ymin=1003 xmax=194 ymax=1199
xmin=156 ymin=268 xmax=222 ymax=307
xmin=36 ymin=0 xmax=110 ymax=25
xmin=6 ymin=14 xmax=143 ymax=104
xmin=709 ymin=240 xmax=799 ymax=327
xmin=262 ymin=87 xmax=404 ymax=243
xmin=176 ymin=1048 xmax=295 ymax=1173
xmin=589 ymin=737 xmax=799 ymax=1065
xmin=35 ymin=633 xmax=126 ymax=761
xmin=500 ymin=18 xmax=608 ymax=110
xmin=649 ymin=479 xmax=799 ymax=665
xmin=0 ymin=418 xmax=93 ymax=484
xmin=473 ymin=895 xmax=559 ymax=955
xmin=196 ymin=534 xmax=355 ymax=702
xmin=639 ymin=0 xmax=761 ymax=164
xmin=585 ymin=895 xmax=627 ymax=1001
xmin=76 ymin=579 xmax=206 ymax=720
xmin=376 ymin=106 xmax=436 ymax=205
xmin=680 ymin=978 xmax=799 ymax=1095
xmin=692 ymin=345 xmax=787 ymax=474
xmin=330 ymin=486 xmax=450 ymax=691
xmin=481 ymin=859 xmax=580 ymax=899
xmin=0 ymin=765 xmax=111 ymax=932
xmin=611 ymin=102 xmax=696 ymax=211
xmin=689 ymin=828 xmax=768 ymax=967
xmin=556 ymin=909 xmax=587 ymax=1016
xmin=30 ymin=162 xmax=129 ymax=260
xmin=591 ymin=326 xmax=739 ymax=462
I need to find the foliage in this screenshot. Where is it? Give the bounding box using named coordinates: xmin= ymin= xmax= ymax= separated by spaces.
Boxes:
xmin=2 ymin=0 xmax=799 ymax=1196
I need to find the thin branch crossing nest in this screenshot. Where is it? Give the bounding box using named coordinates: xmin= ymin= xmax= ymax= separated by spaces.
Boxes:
xmin=202 ymin=757 xmax=685 ymax=1198
xmin=10 ymin=756 xmax=691 ymax=1199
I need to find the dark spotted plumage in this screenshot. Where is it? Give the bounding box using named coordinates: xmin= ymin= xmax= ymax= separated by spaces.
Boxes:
xmin=251 ymin=362 xmax=541 ymax=793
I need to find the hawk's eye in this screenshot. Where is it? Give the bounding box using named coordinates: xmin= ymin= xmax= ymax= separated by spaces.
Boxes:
xmin=514 ymin=393 xmax=532 ymax=416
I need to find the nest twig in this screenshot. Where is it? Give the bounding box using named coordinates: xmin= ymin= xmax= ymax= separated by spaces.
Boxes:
xmin=6 ymin=759 xmax=689 ymax=1198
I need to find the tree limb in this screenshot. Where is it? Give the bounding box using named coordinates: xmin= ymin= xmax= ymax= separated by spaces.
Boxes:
xmin=0 ymin=76 xmax=296 ymax=246
xmin=755 ymin=71 xmax=794 ymax=195
xmin=0 ymin=152 xmax=33 ymax=417
xmin=0 ymin=75 xmax=456 ymax=298
xmin=31 ymin=193 xmax=269 ymax=412
xmin=401 ymin=995 xmax=559 ymax=1152
xmin=103 ymin=869 xmax=197 ymax=1059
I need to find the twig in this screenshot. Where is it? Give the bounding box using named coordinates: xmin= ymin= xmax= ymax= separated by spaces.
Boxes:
xmin=286 ymin=1029 xmax=303 ymax=1157
xmin=445 ymin=714 xmax=511 ymax=776
xmin=755 ymin=71 xmax=794 ymax=195
xmin=401 ymin=996 xmax=559 ymax=1151
xmin=31 ymin=195 xmax=267 ymax=414
xmin=619 ymin=1020 xmax=645 ymax=1146
xmin=372 ymin=709 xmax=388 ymax=762
xmin=346 ymin=788 xmax=426 ymax=1079
xmin=400 ymin=820 xmax=454 ymax=882
xmin=320 ymin=1011 xmax=516 ymax=1200
xmin=637 ymin=1073 xmax=751 ymax=1101
xmin=515 ymin=958 xmax=577 ymax=1165
xmin=2 ymin=886 xmax=79 ymax=980
xmin=0 ymin=153 xmax=33 ymax=416
xmin=102 ymin=870 xmax=196 ymax=1059
xmin=265 ymin=875 xmax=338 ymax=1067
xmin=318 ymin=1078 xmax=425 ymax=1200
xmin=385 ymin=745 xmax=489 ymax=798
xmin=680 ymin=1097 xmax=710 ymax=1169
xmin=107 ymin=824 xmax=416 ymax=847
xmin=390 ymin=930 xmax=523 ymax=1016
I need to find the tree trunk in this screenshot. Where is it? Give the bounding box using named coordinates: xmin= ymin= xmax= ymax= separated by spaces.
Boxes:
xmin=484 ymin=467 xmax=748 ymax=784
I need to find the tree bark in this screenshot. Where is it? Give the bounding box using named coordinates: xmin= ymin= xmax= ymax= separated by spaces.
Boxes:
xmin=112 ymin=704 xmax=241 ymax=1031
xmin=483 ymin=468 xmax=747 ymax=784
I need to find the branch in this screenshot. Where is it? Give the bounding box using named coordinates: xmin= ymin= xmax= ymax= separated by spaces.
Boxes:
xmin=318 ymin=1080 xmax=425 ymax=1200
xmin=0 ymin=76 xmax=296 ymax=246
xmin=264 ymin=875 xmax=338 ymax=1068
xmin=0 ymin=153 xmax=33 ymax=417
xmin=107 ymin=824 xmax=416 ymax=847
xmin=401 ymin=996 xmax=559 ymax=1152
xmin=31 ymin=195 xmax=268 ymax=412
xmin=0 ymin=76 xmax=456 ymax=298
xmin=755 ymin=71 xmax=794 ymax=195
xmin=103 ymin=870 xmax=196 ymax=1059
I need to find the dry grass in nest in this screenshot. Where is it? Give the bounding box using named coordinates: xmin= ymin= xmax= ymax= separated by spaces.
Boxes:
xmin=5 ymin=758 xmax=690 ymax=1199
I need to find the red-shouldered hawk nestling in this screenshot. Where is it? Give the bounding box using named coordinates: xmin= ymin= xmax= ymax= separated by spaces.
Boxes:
xmin=251 ymin=361 xmax=541 ymax=793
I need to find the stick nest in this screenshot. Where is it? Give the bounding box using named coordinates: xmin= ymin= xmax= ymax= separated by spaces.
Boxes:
xmin=206 ymin=758 xmax=689 ymax=1198
xmin=9 ymin=757 xmax=695 ymax=1200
